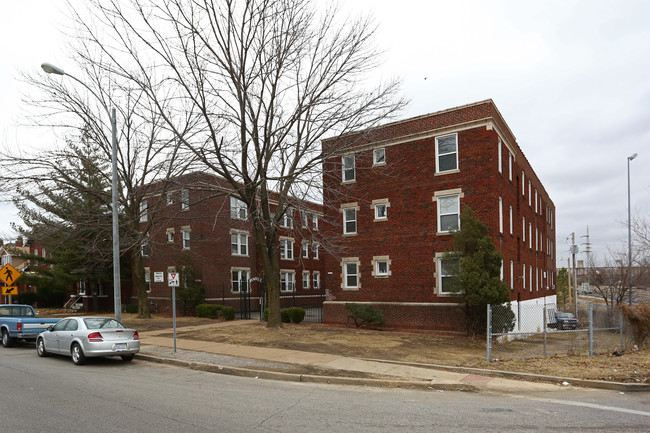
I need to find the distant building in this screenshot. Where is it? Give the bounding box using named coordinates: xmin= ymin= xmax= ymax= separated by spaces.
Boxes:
xmin=320 ymin=100 xmax=556 ymax=331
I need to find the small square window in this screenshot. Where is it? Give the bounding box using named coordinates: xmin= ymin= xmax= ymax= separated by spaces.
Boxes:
xmin=375 ymin=260 xmax=388 ymax=276
xmin=375 ymin=203 xmax=387 ymax=220
xmin=373 ymin=148 xmax=386 ymax=165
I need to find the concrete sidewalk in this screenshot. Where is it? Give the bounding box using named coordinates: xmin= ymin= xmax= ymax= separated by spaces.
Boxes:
xmin=134 ymin=324 xmax=608 ymax=394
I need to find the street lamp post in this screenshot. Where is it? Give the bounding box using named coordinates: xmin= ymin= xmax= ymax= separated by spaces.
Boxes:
xmin=627 ymin=152 xmax=637 ymax=306
xmin=41 ymin=63 xmax=122 ymax=322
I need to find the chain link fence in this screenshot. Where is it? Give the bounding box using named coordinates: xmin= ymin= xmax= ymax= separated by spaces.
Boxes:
xmin=487 ymin=301 xmax=626 ymax=362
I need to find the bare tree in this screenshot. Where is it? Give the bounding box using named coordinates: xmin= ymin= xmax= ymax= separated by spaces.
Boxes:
xmin=587 ymin=248 xmax=649 ymax=317
xmin=1 ymin=50 xmax=195 ymax=317
xmin=74 ymin=0 xmax=405 ymax=327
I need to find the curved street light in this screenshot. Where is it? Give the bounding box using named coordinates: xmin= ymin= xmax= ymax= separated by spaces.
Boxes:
xmin=41 ymin=62 xmax=122 ymax=321
xmin=627 ymin=153 xmax=637 ymax=306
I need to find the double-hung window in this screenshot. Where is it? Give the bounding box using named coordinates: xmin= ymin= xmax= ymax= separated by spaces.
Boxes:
xmin=438 ymin=256 xmax=458 ymax=294
xmin=231 ymin=231 xmax=248 ymax=256
xmin=139 ymin=200 xmax=148 ymax=222
xmin=373 ymin=147 xmax=386 ymax=166
xmin=280 ymin=210 xmax=293 ymax=228
xmin=312 ymin=243 xmax=320 ymax=259
xmin=435 ymin=133 xmax=458 ymax=173
xmin=343 ymin=206 xmax=357 ymax=234
xmin=280 ymin=271 xmax=295 ymax=292
xmin=313 ymin=271 xmax=320 ymax=289
xmin=343 ymin=260 xmax=359 ymax=289
xmin=181 ymin=189 xmax=189 ymax=210
xmin=230 ymin=197 xmax=247 ymax=219
xmin=437 ymin=194 xmax=460 ymax=233
xmin=303 ymin=271 xmax=310 ymax=289
xmin=181 ymin=227 xmax=191 ymax=249
xmin=302 ymin=242 xmax=309 ymax=259
xmin=232 ymin=269 xmax=249 ymax=293
xmin=280 ymin=238 xmax=294 ymax=260
xmin=167 ymin=228 xmax=175 ymax=243
xmin=342 ymin=155 xmax=355 ymax=182
xmin=312 ymin=214 xmax=319 ymax=231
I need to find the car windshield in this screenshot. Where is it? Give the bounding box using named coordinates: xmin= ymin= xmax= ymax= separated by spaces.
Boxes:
xmin=556 ymin=313 xmax=574 ymax=319
xmin=83 ymin=318 xmax=126 ymax=329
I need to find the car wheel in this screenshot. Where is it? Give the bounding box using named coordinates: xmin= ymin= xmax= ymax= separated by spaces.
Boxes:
xmin=1 ymin=329 xmax=13 ymax=348
xmin=71 ymin=343 xmax=86 ymax=365
xmin=36 ymin=338 xmax=48 ymax=357
xmin=121 ymin=354 xmax=135 ymax=362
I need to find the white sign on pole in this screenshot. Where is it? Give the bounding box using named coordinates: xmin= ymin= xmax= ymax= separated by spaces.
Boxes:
xmin=168 ymin=272 xmax=180 ymax=287
xmin=154 ymin=272 xmax=164 ymax=283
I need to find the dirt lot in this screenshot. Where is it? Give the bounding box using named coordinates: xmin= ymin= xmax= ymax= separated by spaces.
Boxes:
xmin=116 ymin=313 xmax=649 ymax=384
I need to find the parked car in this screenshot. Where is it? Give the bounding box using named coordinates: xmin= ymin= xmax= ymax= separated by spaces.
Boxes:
xmin=0 ymin=304 xmax=61 ymax=347
xmin=36 ymin=316 xmax=140 ymax=365
xmin=547 ymin=312 xmax=579 ymax=330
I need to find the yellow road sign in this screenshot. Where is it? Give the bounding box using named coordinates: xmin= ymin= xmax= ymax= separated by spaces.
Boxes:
xmin=2 ymin=286 xmax=17 ymax=295
xmin=0 ymin=263 xmax=21 ymax=285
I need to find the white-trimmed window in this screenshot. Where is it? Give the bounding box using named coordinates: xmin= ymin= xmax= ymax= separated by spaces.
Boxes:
xmin=230 ymin=197 xmax=247 ymax=219
xmin=528 ymin=181 xmax=532 ymax=206
xmin=140 ymin=237 xmax=149 ymax=257
xmin=139 ymin=200 xmax=148 ymax=222
xmin=372 ymin=198 xmax=389 ymax=221
xmin=522 ymin=217 xmax=526 ymax=242
xmin=498 ymin=138 xmax=502 ymax=173
xmin=301 ymin=211 xmax=308 ymax=228
xmin=437 ymin=255 xmax=458 ymax=294
xmin=373 ymin=147 xmax=386 ymax=166
xmin=167 ymin=191 xmax=173 ymax=206
xmin=436 ymin=193 xmax=460 ymax=233
xmin=372 ymin=256 xmax=391 ymax=278
xmin=144 ymin=267 xmax=151 ymax=293
xmin=167 ymin=228 xmax=175 ymax=243
xmin=313 ymin=271 xmax=320 ymax=289
xmin=508 ymin=151 xmax=513 ymax=181
xmin=342 ymin=259 xmax=360 ymax=290
xmin=181 ymin=189 xmax=189 ymax=210
xmin=529 ymin=265 xmax=533 ymax=292
xmin=342 ymin=205 xmax=357 ymax=235
xmin=522 ymin=264 xmax=526 ymax=289
xmin=280 ymin=209 xmax=293 ymax=228
xmin=529 ymin=222 xmax=532 ymax=248
xmin=303 ymin=271 xmax=310 ymax=289
xmin=522 ymin=171 xmax=525 ymax=196
xmin=498 ymin=197 xmax=503 ymax=233
xmin=280 ymin=271 xmax=295 ymax=292
xmin=342 ymin=155 xmax=355 ymax=182
xmin=435 ymin=133 xmax=458 ymax=173
xmin=302 ymin=242 xmax=309 ymax=259
xmin=312 ymin=243 xmax=319 ymax=259
xmin=232 ymin=268 xmax=249 ymax=293
xmin=535 ymin=190 xmax=538 ymax=213
xmin=312 ymin=214 xmax=319 ymax=231
xmin=181 ymin=227 xmax=191 ymax=249
xmin=280 ymin=237 xmax=294 ymax=260
xmin=231 ymin=230 xmax=248 ymax=256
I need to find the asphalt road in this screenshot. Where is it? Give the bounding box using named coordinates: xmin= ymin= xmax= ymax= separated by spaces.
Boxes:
xmin=1 ymin=345 xmax=649 ymax=432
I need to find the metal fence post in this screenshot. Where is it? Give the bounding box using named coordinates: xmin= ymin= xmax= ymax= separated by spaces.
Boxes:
xmin=486 ymin=304 xmax=492 ymax=363
xmin=543 ymin=301 xmax=547 ymax=358
xmin=588 ymin=302 xmax=594 ymax=356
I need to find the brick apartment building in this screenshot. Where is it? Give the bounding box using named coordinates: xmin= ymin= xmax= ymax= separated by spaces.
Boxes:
xmin=320 ymin=100 xmax=556 ymax=331
xmin=138 ymin=172 xmax=324 ymax=313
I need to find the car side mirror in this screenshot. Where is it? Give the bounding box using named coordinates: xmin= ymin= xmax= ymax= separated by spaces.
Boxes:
xmin=47 ymin=325 xmax=55 ymax=331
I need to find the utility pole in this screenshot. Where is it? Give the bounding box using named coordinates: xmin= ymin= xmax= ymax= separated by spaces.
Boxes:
xmin=571 ymin=233 xmax=579 ymax=317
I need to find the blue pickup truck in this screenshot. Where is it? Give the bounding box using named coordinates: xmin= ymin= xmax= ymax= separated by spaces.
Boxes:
xmin=0 ymin=304 xmax=61 ymax=347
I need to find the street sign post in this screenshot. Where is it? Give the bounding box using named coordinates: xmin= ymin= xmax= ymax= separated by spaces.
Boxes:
xmin=1 ymin=264 xmax=22 ymax=303
xmin=168 ymin=272 xmax=179 ymax=352
xmin=2 ymin=286 xmax=17 ymax=296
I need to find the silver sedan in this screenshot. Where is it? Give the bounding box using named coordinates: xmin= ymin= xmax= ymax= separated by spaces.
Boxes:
xmin=36 ymin=316 xmax=140 ymax=365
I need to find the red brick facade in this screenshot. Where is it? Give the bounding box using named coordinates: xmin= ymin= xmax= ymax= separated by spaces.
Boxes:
xmin=138 ymin=172 xmax=324 ymax=313
xmin=321 ymin=100 xmax=556 ymax=331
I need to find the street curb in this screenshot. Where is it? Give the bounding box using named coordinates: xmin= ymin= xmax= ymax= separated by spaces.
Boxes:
xmin=136 ymin=353 xmax=476 ymax=391
xmin=364 ymin=358 xmax=650 ymax=392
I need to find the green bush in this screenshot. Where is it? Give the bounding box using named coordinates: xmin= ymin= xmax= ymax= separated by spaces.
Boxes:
xmin=221 ymin=306 xmax=235 ymax=321
xmin=345 ymin=303 xmax=384 ymax=328
xmin=287 ymin=307 xmax=306 ymax=324
xmin=196 ymin=303 xmax=221 ymax=319
xmin=263 ymin=307 xmax=304 ymax=323
xmin=125 ymin=304 xmax=138 ymax=314
xmin=14 ymin=292 xmax=37 ymax=306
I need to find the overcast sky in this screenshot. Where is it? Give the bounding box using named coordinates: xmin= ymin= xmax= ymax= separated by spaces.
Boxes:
xmin=1 ymin=0 xmax=649 ymax=268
